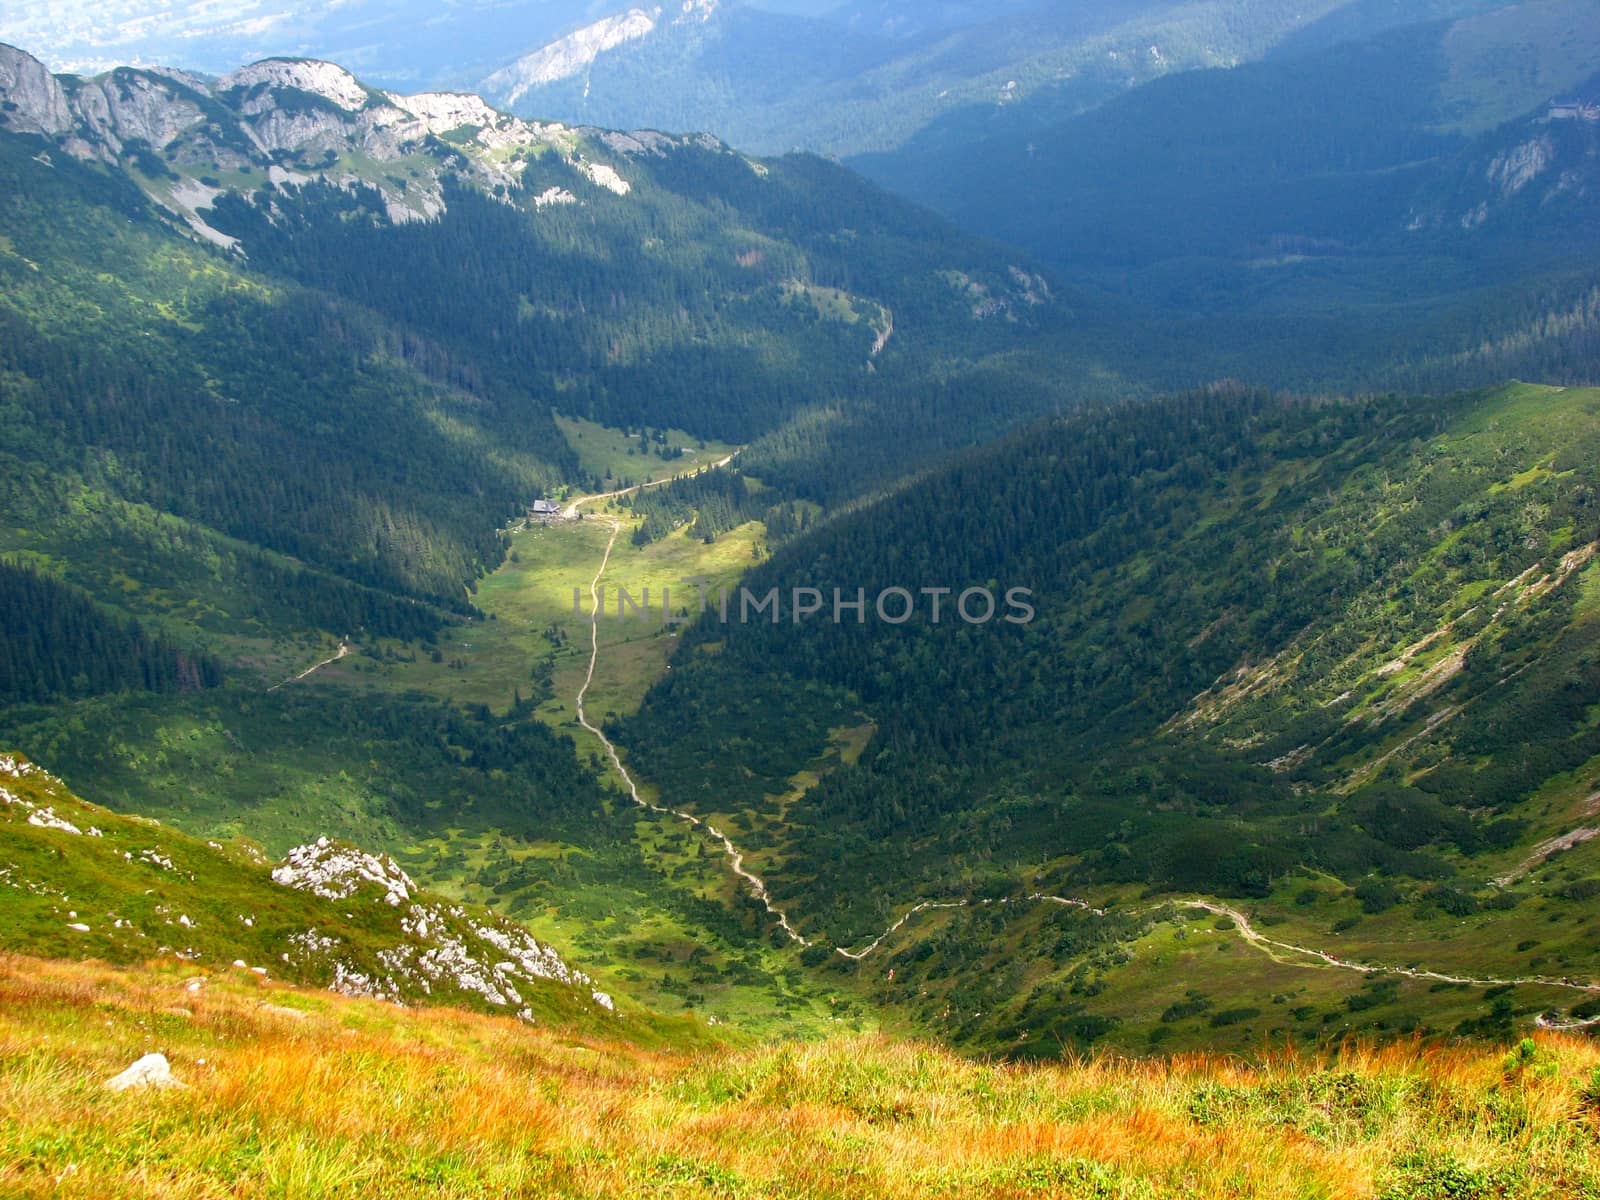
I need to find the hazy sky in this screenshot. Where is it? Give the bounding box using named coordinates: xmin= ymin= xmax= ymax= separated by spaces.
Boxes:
xmin=0 ymin=0 xmax=845 ymax=77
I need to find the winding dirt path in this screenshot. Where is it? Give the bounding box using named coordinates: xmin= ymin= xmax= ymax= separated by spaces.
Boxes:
xmin=267 ymin=640 xmax=349 ymax=692
xmin=563 ymin=452 xmax=737 ymax=520
xmin=572 ymin=515 xmax=810 ymax=943
xmin=1181 ymin=900 xmax=1599 ymax=994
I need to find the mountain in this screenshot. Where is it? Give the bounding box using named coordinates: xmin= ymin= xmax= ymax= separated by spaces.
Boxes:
xmin=0 ymin=40 xmax=1117 ymax=610
xmin=622 ymin=381 xmax=1600 ymax=1050
xmin=4 ymin=31 xmax=1600 ymax=1067
xmin=478 ymin=0 xmax=1446 ymax=156
xmin=0 ymin=751 xmax=623 ymax=1025
xmin=6 ymin=0 xmax=1527 ymax=163
xmin=852 ymin=2 xmax=1600 ymax=390
xmin=860 ymin=0 xmax=1600 ymax=251
xmin=3 ymin=0 xmax=1106 ymax=154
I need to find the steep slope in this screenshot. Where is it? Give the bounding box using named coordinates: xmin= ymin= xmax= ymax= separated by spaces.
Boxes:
xmin=0 ymin=752 xmax=621 ymax=1026
xmin=620 ymin=381 xmax=1600 ymax=1049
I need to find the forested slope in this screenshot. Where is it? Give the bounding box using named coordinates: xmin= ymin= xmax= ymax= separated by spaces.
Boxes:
xmin=620 ymin=382 xmax=1600 ymax=1046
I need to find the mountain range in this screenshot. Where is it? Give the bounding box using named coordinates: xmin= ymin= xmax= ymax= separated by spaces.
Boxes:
xmin=1 ymin=0 xmax=1599 ymax=1075
xmin=856 ymin=0 xmax=1600 ymax=329
xmin=5 ymin=0 xmax=1600 ymax=1189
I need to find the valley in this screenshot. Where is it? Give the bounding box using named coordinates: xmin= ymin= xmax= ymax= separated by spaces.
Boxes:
xmin=3 ymin=11 xmax=1600 ymax=1193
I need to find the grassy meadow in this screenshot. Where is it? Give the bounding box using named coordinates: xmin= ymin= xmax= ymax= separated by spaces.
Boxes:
xmin=4 ymin=952 xmax=1600 ymax=1199
xmin=553 ymin=414 xmax=739 ymax=493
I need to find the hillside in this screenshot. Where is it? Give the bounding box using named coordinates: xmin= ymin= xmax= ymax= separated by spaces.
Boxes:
xmin=478 ymin=0 xmax=1464 ymax=157
xmin=621 ymin=382 xmax=1600 ymax=1052
xmin=9 ymin=7 xmax=1600 ymax=1191
xmin=4 ymin=22 xmax=1600 ymax=1093
xmin=0 ymin=752 xmax=631 ymax=1031
xmin=854 ymin=4 xmax=1600 ymax=391
xmin=4 ymin=949 xmax=1600 ymax=1197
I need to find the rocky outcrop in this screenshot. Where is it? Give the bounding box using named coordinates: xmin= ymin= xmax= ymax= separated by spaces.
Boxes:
xmin=67 ymin=70 xmax=222 ymax=164
xmin=221 ymin=59 xmax=373 ymax=113
xmin=105 ymin=1053 xmax=185 ymax=1092
xmin=0 ymin=42 xmax=72 ymax=137
xmin=272 ymin=836 xmax=614 ymax=1018
xmin=483 ymin=10 xmax=660 ymax=104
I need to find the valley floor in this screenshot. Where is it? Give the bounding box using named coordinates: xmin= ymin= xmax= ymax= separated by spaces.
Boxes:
xmin=4 ymin=952 xmax=1600 ymax=1199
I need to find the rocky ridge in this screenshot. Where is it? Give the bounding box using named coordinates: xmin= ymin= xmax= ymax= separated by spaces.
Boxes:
xmin=0 ymin=40 xmax=733 ymax=244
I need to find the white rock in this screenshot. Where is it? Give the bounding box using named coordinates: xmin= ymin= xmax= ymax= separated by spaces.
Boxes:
xmin=0 ymin=45 xmax=74 ymax=137
xmin=28 ymin=808 xmax=83 ymax=835
xmin=272 ymin=840 xmax=413 ymax=902
xmin=533 ymin=186 xmax=578 ymax=209
xmin=581 ymin=161 xmax=631 ymax=196
xmin=105 ymin=1053 xmax=185 ymax=1092
xmin=221 ymin=59 xmax=371 ymax=113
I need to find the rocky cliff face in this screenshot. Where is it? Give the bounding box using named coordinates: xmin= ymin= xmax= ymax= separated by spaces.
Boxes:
xmin=480 ymin=0 xmax=719 ymax=110
xmin=0 ymin=41 xmax=717 ymax=244
xmin=1407 ymin=84 xmax=1600 ymax=235
xmin=0 ymin=43 xmax=72 ymax=137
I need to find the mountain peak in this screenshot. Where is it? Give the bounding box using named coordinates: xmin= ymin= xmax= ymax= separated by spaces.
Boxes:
xmin=220 ymin=58 xmax=374 ymax=112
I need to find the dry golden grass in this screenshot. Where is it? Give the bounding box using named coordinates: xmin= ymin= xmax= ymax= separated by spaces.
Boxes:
xmin=2 ymin=952 xmax=1598 ymax=1198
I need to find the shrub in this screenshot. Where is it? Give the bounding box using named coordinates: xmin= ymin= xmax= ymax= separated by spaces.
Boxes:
xmin=1378 ymin=1152 xmax=1515 ymax=1200
xmin=1209 ymin=1007 xmax=1262 ymax=1027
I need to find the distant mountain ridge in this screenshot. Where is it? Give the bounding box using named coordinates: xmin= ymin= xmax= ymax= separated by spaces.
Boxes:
xmin=0 ymin=41 xmax=684 ymax=244
xmin=0 ymin=0 xmax=1535 ymax=162
xmin=476 ymin=0 xmax=1379 ymax=155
